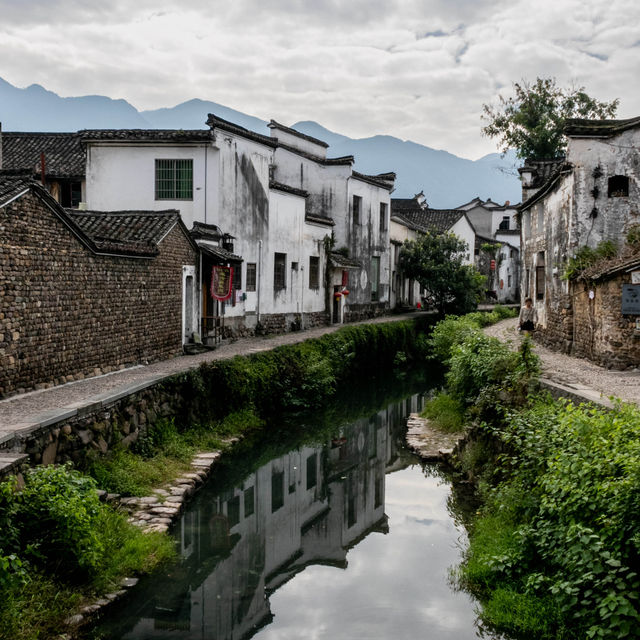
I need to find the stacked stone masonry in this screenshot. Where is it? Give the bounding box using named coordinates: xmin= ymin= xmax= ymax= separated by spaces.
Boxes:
xmin=0 ymin=191 xmax=196 ymax=397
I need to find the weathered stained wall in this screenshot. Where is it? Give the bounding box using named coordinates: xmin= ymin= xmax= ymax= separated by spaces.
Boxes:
xmin=572 ymin=276 xmax=640 ymax=369
xmin=0 ymin=191 xmax=196 ymax=398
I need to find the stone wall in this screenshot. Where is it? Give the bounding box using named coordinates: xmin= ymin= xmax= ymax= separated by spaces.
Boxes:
xmin=344 ymin=302 xmax=387 ymax=323
xmin=571 ymin=277 xmax=640 ymax=370
xmin=0 ymin=191 xmax=196 ymax=398
xmin=224 ymin=311 xmax=329 ymax=337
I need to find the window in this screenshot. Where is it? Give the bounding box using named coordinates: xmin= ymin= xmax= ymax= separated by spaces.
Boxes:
xmin=536 ymin=252 xmax=545 ymax=301
xmin=353 ymin=195 xmax=362 ymax=225
xmin=309 ymin=256 xmax=320 ymax=289
xmin=608 ymin=175 xmax=629 ymax=197
xmin=233 ymin=265 xmax=242 ymax=290
xmin=371 ymin=256 xmax=380 ymax=302
xmin=306 ymin=453 xmax=317 ymax=490
xmin=271 ymin=469 xmax=284 ymax=512
xmin=155 ymin=159 xmax=193 ymax=200
xmin=508 ymin=274 xmax=512 ymax=288
xmin=499 ymin=215 xmax=510 ymax=230
xmin=246 ymin=263 xmax=257 ymax=291
xmin=227 ymin=495 xmax=240 ymax=528
xmin=274 ymin=253 xmax=286 ymax=290
xmin=244 ymin=486 xmax=254 ymax=517
xmin=379 ymin=202 xmax=388 ymax=232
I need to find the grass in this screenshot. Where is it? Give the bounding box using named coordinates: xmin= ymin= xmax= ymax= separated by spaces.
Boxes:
xmin=89 ymin=410 xmax=264 ymax=496
xmin=421 ymin=391 xmax=465 ymax=432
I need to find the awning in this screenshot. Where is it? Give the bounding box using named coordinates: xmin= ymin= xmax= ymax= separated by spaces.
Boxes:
xmin=199 ymin=243 xmax=243 ymax=264
xmin=330 ymin=252 xmax=362 ymax=270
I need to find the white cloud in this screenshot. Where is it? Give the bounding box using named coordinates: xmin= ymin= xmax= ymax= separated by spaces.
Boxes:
xmin=0 ymin=0 xmax=638 ymax=159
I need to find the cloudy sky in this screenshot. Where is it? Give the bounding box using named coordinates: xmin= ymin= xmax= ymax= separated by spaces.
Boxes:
xmin=1 ymin=0 xmax=639 ymax=159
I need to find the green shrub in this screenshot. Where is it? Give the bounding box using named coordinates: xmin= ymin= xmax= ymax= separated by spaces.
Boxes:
xmin=447 ymin=333 xmax=518 ymax=406
xmin=421 ymin=392 xmax=465 ymax=432
xmin=428 ymin=315 xmax=483 ymax=363
xmin=460 ymin=399 xmax=640 ymax=639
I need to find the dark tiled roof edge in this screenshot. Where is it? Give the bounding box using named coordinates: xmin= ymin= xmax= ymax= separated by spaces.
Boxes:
xmin=80 ymin=129 xmax=212 ymax=143
xmin=206 ymin=114 xmax=277 ymax=148
xmin=276 ymin=141 xmax=354 ymax=166
xmin=268 ymin=120 xmax=329 ymax=148
xmin=352 ymin=170 xmax=394 ymax=190
xmin=305 ymin=213 xmax=335 ymax=227
xmin=565 ymin=116 xmax=640 ymax=137
xmin=269 ymin=181 xmax=309 ymax=198
xmin=518 ymin=162 xmax=573 ymax=211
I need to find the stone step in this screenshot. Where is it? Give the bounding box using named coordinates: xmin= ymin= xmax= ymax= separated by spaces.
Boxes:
xmin=0 ymin=453 xmax=29 ymax=482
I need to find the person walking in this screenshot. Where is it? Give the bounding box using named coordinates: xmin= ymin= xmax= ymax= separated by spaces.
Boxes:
xmin=518 ymin=297 xmax=537 ymax=334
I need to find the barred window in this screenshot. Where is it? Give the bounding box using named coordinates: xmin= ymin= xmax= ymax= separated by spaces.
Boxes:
xmin=246 ymin=263 xmax=257 ymax=291
xmin=309 ymin=256 xmax=319 ymax=289
xmin=274 ymin=253 xmax=286 ymax=290
xmin=155 ymin=159 xmax=193 ymax=200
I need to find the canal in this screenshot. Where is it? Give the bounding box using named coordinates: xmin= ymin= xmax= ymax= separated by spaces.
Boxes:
xmin=91 ymin=381 xmax=490 ymax=640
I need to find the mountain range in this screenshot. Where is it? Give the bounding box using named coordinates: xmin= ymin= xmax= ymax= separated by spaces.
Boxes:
xmin=0 ymin=77 xmax=521 ymax=207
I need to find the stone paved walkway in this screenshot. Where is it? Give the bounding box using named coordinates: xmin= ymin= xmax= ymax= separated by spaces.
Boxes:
xmin=485 ymin=318 xmax=640 ymax=406
xmin=0 ymin=313 xmax=424 ymax=435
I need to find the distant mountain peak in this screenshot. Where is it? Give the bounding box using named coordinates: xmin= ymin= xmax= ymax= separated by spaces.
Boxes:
xmin=0 ymin=76 xmax=521 ymax=207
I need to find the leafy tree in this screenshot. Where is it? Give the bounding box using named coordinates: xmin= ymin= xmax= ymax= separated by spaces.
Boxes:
xmin=482 ymin=77 xmax=619 ymax=160
xmin=399 ymin=232 xmax=485 ymax=316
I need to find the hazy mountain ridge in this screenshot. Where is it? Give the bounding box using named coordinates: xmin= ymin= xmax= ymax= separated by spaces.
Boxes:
xmin=0 ymin=78 xmax=521 ymax=207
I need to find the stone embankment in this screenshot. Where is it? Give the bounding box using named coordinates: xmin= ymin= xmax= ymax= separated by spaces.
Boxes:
xmin=405 ymin=413 xmax=463 ymax=462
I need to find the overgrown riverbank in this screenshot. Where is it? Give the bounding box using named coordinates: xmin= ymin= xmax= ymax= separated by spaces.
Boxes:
xmin=0 ymin=317 xmax=432 ymax=640
xmin=425 ymin=313 xmax=640 ymax=639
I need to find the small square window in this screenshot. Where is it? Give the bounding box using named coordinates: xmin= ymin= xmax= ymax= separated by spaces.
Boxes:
xmin=155 ymin=159 xmax=193 ymax=200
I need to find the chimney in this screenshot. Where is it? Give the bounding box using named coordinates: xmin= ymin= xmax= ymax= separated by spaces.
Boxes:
xmin=504 ymin=200 xmax=510 ymax=207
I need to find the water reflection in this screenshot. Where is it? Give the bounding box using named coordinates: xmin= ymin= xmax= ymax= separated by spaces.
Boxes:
xmin=95 ymin=393 xmax=485 ymax=640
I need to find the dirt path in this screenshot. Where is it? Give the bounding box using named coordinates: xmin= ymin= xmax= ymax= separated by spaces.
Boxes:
xmin=485 ymin=318 xmax=640 ymax=405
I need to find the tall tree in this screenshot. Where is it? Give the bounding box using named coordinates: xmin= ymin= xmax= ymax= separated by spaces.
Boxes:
xmin=399 ymin=232 xmax=485 ymax=316
xmin=482 ymin=77 xmax=619 ymax=160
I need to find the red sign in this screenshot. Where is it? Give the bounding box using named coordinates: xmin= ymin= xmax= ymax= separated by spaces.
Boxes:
xmin=211 ymin=266 xmax=234 ymax=301
xmin=490 ymin=259 xmax=496 ymax=270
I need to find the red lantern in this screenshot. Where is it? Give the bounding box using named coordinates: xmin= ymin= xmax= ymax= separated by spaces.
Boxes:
xmin=490 ymin=259 xmax=496 ymax=270
xmin=342 ymin=288 xmax=350 ymax=296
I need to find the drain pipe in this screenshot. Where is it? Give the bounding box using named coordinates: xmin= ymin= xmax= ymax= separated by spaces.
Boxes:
xmin=257 ymin=239 xmax=262 ymax=323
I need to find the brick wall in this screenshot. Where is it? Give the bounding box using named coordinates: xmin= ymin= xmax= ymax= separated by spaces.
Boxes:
xmin=572 ymin=278 xmax=640 ymax=370
xmin=0 ymin=191 xmax=196 ymax=397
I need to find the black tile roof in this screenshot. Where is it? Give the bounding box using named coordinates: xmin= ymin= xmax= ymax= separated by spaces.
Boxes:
xmin=565 ymin=116 xmax=640 ymax=137
xmin=0 ymin=173 xmax=33 ymax=207
xmin=206 ymin=114 xmax=277 ymax=148
xmin=81 ymin=129 xmax=211 ymax=143
xmin=190 ymin=221 xmax=223 ymax=241
xmin=518 ymin=158 xmax=566 ymax=189
xmin=330 ymin=252 xmax=362 ymax=269
xmin=352 ymin=170 xmax=395 ymax=190
xmin=268 ymin=120 xmax=329 ymax=148
xmin=391 ymin=197 xmax=466 ymax=234
xmin=578 ymin=250 xmax=640 ymax=282
xmin=1 ymin=132 xmax=85 ymax=178
xmin=305 ymin=212 xmax=335 ymax=227
xmin=518 ymin=162 xmax=573 ymax=212
xmin=66 ymin=209 xmax=183 ymax=256
xmin=269 ymin=181 xmax=309 ymax=198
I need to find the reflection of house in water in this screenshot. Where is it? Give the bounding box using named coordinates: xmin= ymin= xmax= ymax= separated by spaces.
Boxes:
xmin=122 ymin=397 xmax=422 ymax=640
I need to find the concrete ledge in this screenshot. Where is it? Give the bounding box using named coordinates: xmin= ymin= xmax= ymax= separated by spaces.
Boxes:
xmin=539 ymin=378 xmax=615 ymax=410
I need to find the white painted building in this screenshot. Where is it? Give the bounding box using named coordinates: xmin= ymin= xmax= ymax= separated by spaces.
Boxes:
xmin=82 ymin=116 xmax=395 ymax=340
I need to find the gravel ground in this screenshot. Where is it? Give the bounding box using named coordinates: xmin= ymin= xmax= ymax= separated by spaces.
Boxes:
xmin=0 ymin=313 xmax=425 ymax=430
xmin=484 ymin=318 xmax=640 ymax=405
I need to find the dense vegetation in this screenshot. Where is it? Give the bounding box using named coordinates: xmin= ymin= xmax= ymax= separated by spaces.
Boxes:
xmin=425 ymin=312 xmax=640 ymax=639
xmin=0 ymin=466 xmax=175 ymax=640
xmin=0 ymin=318 xmax=432 ymax=639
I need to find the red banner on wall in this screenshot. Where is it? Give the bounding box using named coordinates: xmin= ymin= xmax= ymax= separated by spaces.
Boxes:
xmin=211 ymin=266 xmax=234 ymax=301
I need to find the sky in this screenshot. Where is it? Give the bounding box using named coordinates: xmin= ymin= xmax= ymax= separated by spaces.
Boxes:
xmin=1 ymin=0 xmax=639 ymax=160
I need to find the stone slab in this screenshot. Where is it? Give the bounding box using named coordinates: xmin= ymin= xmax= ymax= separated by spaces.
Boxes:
xmin=32 ymin=408 xmax=79 ymax=429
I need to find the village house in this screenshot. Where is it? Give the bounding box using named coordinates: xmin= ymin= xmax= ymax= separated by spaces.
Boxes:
xmin=0 ymin=173 xmax=197 ymax=398
xmin=518 ymin=116 xmax=640 ymax=368
xmin=390 ymin=192 xmax=476 ymax=309
xmin=457 ymin=197 xmax=520 ymax=303
xmin=0 ymin=127 xmax=85 ymax=207
xmin=82 ymin=115 xmax=395 ymax=337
